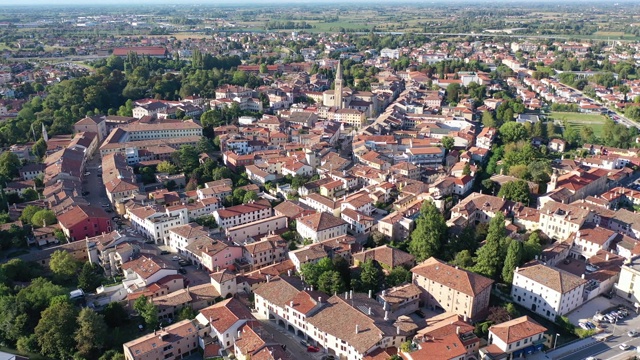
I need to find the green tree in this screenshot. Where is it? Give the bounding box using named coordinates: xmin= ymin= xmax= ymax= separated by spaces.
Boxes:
xmin=0 ymin=152 xmax=20 ymax=183
xmin=523 ymin=232 xmax=543 ymax=262
xmin=443 ymin=226 xmax=478 ymax=261
xmin=134 ymin=295 xmax=159 ymax=330
xmin=474 ymin=213 xmax=506 ymax=279
xmin=497 ymin=180 xmax=530 ymax=204
xmin=409 ymin=201 xmax=447 ymax=262
xmin=31 ymin=138 xmax=47 ymax=159
xmin=35 ymin=301 xmax=77 ymax=359
xmin=300 ymin=257 xmax=333 ymax=287
xmin=505 ymin=303 xmax=519 ymax=318
xmin=196 ymin=137 xmax=215 ymax=154
xmin=49 ymin=250 xmax=79 ymax=281
xmin=16 ymin=334 xmax=39 ymax=354
xmin=502 ymin=240 xmax=523 ymax=283
xmin=359 ymin=260 xmax=382 ymax=293
xmin=441 ymin=136 xmax=454 ymax=151
xmin=102 ymin=302 xmax=129 ymax=328
xmin=78 ymin=262 xmax=102 ymax=292
xmin=243 ymin=191 xmax=259 ymax=204
xmin=30 ymin=209 xmax=56 ymax=228
xmin=172 ymin=145 xmax=199 ymax=174
xmin=21 ymin=188 xmax=39 ymax=202
xmin=499 ymin=122 xmax=528 ymax=143
xmin=318 ymin=270 xmax=345 ymax=295
xmin=99 ymin=350 xmax=126 ymax=360
xmin=446 ymin=83 xmax=461 ymax=104
xmin=386 ymin=266 xmax=412 ymax=287
xmin=19 ymin=205 xmax=40 ymax=224
xmin=482 ymin=111 xmax=496 ymax=128
xmin=462 ymin=163 xmax=471 ymax=176
xmin=75 ymin=307 xmax=107 ymax=358
xmin=156 ymin=161 xmax=178 ymax=174
xmin=176 ymin=306 xmax=197 ymax=321
xmin=451 ymin=249 xmax=475 ymax=269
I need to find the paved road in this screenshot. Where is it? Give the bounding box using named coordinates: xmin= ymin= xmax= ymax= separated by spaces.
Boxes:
xmin=257 ymin=317 xmax=316 ymax=360
xmin=555 ymin=341 xmax=608 ymax=360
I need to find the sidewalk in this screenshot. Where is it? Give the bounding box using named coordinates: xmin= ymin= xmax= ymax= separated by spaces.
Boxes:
xmin=525 ymin=338 xmax=599 ymax=360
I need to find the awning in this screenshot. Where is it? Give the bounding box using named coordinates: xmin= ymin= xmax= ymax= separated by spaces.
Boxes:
xmin=525 ymin=345 xmax=536 ymax=354
xmin=535 ymin=343 xmax=544 ymax=352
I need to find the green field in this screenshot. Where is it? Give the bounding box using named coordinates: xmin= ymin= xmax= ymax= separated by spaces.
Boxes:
xmin=549 ymin=111 xmax=608 ymax=137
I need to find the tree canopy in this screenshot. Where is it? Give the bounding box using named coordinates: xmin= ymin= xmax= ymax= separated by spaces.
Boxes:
xmin=409 ymin=201 xmax=448 ymax=262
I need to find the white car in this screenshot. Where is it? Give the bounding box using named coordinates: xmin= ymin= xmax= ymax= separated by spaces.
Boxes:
xmin=620 ymin=343 xmax=631 ymax=350
xmin=629 ymin=330 xmax=638 ymax=337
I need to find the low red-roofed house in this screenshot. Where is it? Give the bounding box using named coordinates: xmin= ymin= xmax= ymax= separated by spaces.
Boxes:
xmin=57 ymin=204 xmax=112 ymax=241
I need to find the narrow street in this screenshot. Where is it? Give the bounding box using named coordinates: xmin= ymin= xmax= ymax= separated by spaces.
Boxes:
xmin=254 ymin=314 xmax=316 ymax=360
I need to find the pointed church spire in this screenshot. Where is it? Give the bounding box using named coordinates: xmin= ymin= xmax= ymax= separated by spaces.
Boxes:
xmin=334 ymin=60 xmax=344 ymax=110
xmin=42 ymin=123 xmax=48 ymax=142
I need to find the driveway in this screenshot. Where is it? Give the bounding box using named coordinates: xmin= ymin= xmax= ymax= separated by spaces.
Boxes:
xmin=567 ymin=296 xmax=616 ymax=326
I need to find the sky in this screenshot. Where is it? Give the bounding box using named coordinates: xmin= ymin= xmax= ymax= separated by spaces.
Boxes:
xmin=1 ymin=0 xmax=616 ymax=5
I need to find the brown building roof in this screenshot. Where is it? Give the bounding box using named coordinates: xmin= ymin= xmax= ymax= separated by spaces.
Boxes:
xmin=298 ymin=212 xmax=347 ymax=232
xmin=489 ymin=316 xmax=547 ymax=344
xmin=515 ymin=262 xmax=587 ymax=294
xmin=411 ymin=257 xmax=494 ymax=297
xmin=353 ymin=245 xmax=414 ymax=269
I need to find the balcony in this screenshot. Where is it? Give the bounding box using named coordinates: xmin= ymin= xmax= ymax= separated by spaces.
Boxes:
xmin=234 ymin=257 xmax=251 ymax=272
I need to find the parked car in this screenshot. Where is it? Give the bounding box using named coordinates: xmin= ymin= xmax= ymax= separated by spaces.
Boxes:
xmin=300 ymin=340 xmax=308 ymax=347
xmin=307 ymin=346 xmax=320 ymax=353
xmin=178 ymin=268 xmax=187 ymax=275
xmin=160 ymin=250 xmax=170 ymax=255
xmin=620 ymin=343 xmax=631 ymax=350
xmin=579 ymin=322 xmax=589 ymax=330
xmin=172 ymin=256 xmax=180 ymax=261
xmin=628 ymin=330 xmax=638 ymax=337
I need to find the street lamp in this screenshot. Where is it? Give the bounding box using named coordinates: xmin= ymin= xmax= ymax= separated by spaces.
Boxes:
xmin=554 ymin=333 xmax=560 ymax=349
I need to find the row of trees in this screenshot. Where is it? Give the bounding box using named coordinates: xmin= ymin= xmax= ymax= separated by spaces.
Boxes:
xmin=300 ymin=257 xmax=412 ymax=295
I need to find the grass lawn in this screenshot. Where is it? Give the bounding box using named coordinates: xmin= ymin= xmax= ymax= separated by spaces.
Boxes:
xmin=549 ymin=111 xmax=608 ymax=138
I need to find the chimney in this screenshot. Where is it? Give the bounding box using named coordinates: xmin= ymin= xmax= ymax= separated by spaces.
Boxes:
xmin=350 ymin=290 xmax=353 ymax=299
xmin=464 ymin=314 xmax=468 ymax=322
xmin=318 ymin=296 xmax=322 ymax=303
xmin=368 ymin=307 xmax=372 ymax=315
xmin=384 ymin=311 xmax=389 ymax=321
xmin=581 ymin=274 xmax=585 ymax=279
xmin=237 ymin=330 xmax=241 ymax=339
xmin=287 ymin=269 xmax=292 ymax=276
xmin=368 ymin=289 xmax=372 ymax=298
xmin=456 ymin=326 xmax=460 ymax=335
xmin=344 ymin=292 xmax=348 ymax=300
xmin=266 ymin=274 xmax=271 ymax=282
xmin=310 ymin=285 xmax=314 ymax=291
xmin=290 ymin=300 xmax=294 ymax=308
xmin=397 ymin=326 xmax=400 ymax=335
xmin=606 ymin=253 xmax=610 ymax=261
xmin=355 ymin=324 xmax=359 ymax=334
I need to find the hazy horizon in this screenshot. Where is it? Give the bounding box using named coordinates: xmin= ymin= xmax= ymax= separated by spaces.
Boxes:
xmin=0 ymin=0 xmax=630 ymax=6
